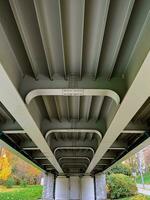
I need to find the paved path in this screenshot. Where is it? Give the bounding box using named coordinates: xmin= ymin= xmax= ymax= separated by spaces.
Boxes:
xmin=137 ymin=184 xmax=150 ymax=196
xmin=137 ymin=184 xmax=150 ymax=190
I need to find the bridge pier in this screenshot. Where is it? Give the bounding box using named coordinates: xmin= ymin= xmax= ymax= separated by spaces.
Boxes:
xmin=42 ymin=173 xmax=107 ymax=200
xmin=43 ymin=173 xmax=107 ymax=200
xmin=95 ymin=173 xmax=107 ymax=200
xmin=55 ymin=176 xmax=69 ymax=200
xmin=81 ymin=176 xmax=95 ymax=200
xmin=55 ymin=175 xmax=95 ymax=200
xmin=42 ymin=173 xmax=55 ymax=200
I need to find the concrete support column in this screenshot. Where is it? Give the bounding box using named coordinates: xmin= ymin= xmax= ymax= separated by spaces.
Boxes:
xmin=69 ymin=176 xmax=80 ymax=200
xmin=55 ymin=176 xmax=69 ymax=200
xmin=95 ymin=173 xmax=107 ymax=200
xmin=42 ymin=173 xmax=54 ymax=200
xmin=81 ymin=176 xmax=95 ymax=200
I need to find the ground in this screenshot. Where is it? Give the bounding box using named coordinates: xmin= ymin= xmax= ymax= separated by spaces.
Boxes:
xmin=0 ymin=185 xmax=42 ymax=200
xmin=0 ymin=185 xmax=149 ymax=200
xmin=119 ymin=195 xmax=150 ymax=200
xmin=136 ymin=172 xmax=150 ymax=184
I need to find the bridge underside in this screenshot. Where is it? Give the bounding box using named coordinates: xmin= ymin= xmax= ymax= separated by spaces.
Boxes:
xmin=0 ymin=0 xmax=150 ymax=187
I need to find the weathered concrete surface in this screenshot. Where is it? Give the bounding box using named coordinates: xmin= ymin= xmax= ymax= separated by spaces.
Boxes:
xmin=81 ymin=176 xmax=95 ymax=200
xmin=55 ymin=176 xmax=69 ymax=200
xmin=95 ymin=173 xmax=107 ymax=200
xmin=42 ymin=173 xmax=54 ymax=200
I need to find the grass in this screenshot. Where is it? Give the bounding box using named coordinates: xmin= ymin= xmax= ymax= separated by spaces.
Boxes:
xmin=0 ymin=185 xmax=43 ymax=200
xmin=118 ymin=195 xmax=150 ymax=200
xmin=0 ymin=185 xmax=150 ymax=200
xmin=136 ymin=172 xmax=150 ymax=184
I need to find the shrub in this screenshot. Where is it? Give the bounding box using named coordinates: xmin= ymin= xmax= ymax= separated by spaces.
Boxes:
xmin=13 ymin=175 xmax=21 ymax=185
xmin=107 ymin=163 xmax=131 ymax=176
xmin=5 ymin=177 xmax=15 ymax=188
xmin=107 ymin=173 xmax=137 ymax=199
xmin=20 ymin=179 xmax=28 ymax=187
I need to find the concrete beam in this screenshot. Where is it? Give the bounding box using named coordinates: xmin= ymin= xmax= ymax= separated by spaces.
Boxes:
xmin=33 ymin=0 xmax=66 ymax=79
xmin=2 ymin=130 xmax=26 ymax=134
xmin=40 ymin=160 xmax=53 ymax=165
xmin=20 ymin=76 xmax=126 ymax=101
xmin=101 ymin=157 xmax=114 ymax=160
xmin=54 ymin=147 xmax=95 ymax=156
xmin=25 ymin=88 xmax=120 ymax=106
xmin=125 ymin=121 xmax=149 ymax=132
xmin=1 ymin=119 xmax=147 ymax=136
xmin=0 ymin=63 xmax=63 ymax=173
xmin=122 ymin=130 xmax=145 ymax=134
xmin=86 ymin=51 xmax=150 ymax=173
xmin=104 ymin=134 xmax=150 ymax=173
xmin=58 ymin=157 xmax=90 ymax=163
xmin=102 ymin=151 xmax=117 ymax=158
xmin=55 ymin=151 xmax=94 ymax=160
xmin=22 ymin=147 xmax=39 ymax=150
xmin=62 ymin=163 xmax=88 ymax=169
xmin=0 ymin=138 xmax=45 ymax=172
xmin=9 ymin=0 xmax=49 ymax=79
xmin=48 ymin=139 xmax=127 ymax=153
xmin=42 ymin=119 xmax=106 ymax=135
xmin=0 ymin=118 xmax=106 ymax=135
xmin=97 ymin=159 xmax=111 ymax=165
xmin=45 ymin=129 xmax=102 ymax=140
xmin=109 ymin=147 xmax=126 ymax=150
xmin=35 ymin=157 xmax=47 ymax=160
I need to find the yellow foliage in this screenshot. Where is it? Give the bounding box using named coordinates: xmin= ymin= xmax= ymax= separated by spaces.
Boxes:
xmin=0 ymin=147 xmax=41 ymax=183
xmin=0 ymin=154 xmax=11 ymax=181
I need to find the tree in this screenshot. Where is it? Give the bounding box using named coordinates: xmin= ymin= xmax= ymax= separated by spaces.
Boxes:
xmin=0 ymin=147 xmax=41 ymax=184
xmin=136 ymin=151 xmax=145 ymax=188
xmin=107 ymin=163 xmax=131 ymax=176
xmin=0 ymin=148 xmax=11 ymax=181
xmin=124 ymin=155 xmax=138 ymax=174
xmin=4 ymin=147 xmax=41 ymax=184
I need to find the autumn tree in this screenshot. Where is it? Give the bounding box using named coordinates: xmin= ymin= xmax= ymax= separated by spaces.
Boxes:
xmin=0 ymin=147 xmax=41 ymax=184
xmin=4 ymin=147 xmax=41 ymax=184
xmin=0 ymin=148 xmax=11 ymax=181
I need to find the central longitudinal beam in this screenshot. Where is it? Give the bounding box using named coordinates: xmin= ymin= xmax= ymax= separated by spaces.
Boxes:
xmin=25 ymin=88 xmax=120 ymax=106
xmin=20 ymin=76 xmax=126 ymax=101
xmin=0 ymin=63 xmax=63 ymax=173
xmin=42 ymin=119 xmax=106 ymax=135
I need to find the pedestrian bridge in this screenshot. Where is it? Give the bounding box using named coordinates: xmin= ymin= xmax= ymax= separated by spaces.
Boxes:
xmin=0 ymin=0 xmax=150 ymax=199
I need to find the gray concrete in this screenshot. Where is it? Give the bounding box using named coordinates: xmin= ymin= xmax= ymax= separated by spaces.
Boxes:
xmin=69 ymin=176 xmax=80 ymax=199
xmin=81 ymin=176 xmax=95 ymax=200
xmin=137 ymin=184 xmax=150 ymax=190
xmin=95 ymin=173 xmax=107 ymax=200
xmin=41 ymin=174 xmax=108 ymax=200
xmin=138 ymin=188 xmax=150 ymax=196
xmin=42 ymin=173 xmax=54 ymax=200
xmin=137 ymin=184 xmax=150 ymax=196
xmin=55 ymin=176 xmax=69 ymax=200
xmin=54 ymin=175 xmax=95 ymax=200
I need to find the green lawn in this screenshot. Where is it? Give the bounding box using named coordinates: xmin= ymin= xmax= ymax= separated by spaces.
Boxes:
xmin=0 ymin=185 xmax=43 ymax=200
xmin=0 ymin=185 xmax=150 ymax=200
xmin=136 ymin=172 xmax=150 ymax=184
xmin=119 ymin=195 xmax=150 ymax=200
